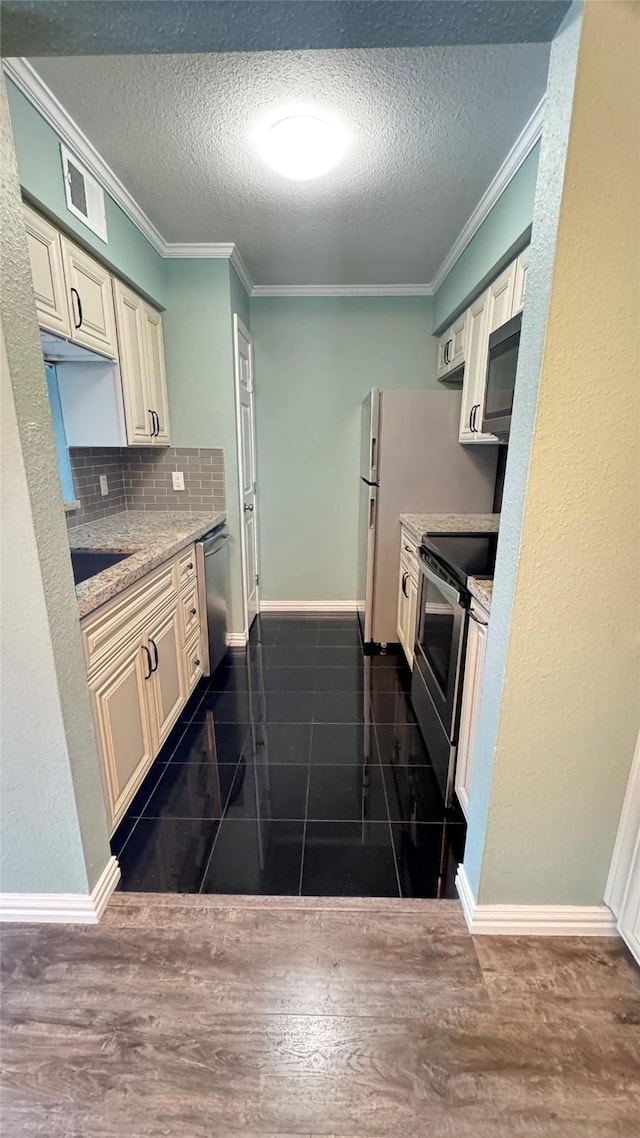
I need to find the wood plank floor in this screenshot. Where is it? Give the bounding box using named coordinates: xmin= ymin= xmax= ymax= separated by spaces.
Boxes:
xmin=2 ymin=894 xmax=639 ymax=1137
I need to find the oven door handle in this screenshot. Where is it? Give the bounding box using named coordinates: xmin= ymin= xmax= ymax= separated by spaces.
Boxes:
xmin=419 ymin=559 xmax=462 ymax=607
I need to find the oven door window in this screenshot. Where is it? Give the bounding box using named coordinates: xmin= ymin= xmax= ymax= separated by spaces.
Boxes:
xmin=419 ymin=575 xmax=456 ymax=696
xmin=485 ymin=332 xmax=519 ymax=418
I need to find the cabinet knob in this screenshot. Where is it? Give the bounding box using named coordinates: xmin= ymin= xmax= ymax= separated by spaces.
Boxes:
xmin=189 ymin=607 xmax=197 ymax=616
xmin=186 ymin=562 xmax=193 ymax=571
xmin=194 ymin=658 xmax=200 ymax=668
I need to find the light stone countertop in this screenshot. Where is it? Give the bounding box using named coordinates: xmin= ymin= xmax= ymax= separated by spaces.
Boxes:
xmin=400 ymin=512 xmax=499 ymax=615
xmin=399 ymin=512 xmax=500 ymax=547
xmin=70 ymin=510 xmax=226 ymax=619
xmin=468 ymin=577 xmax=494 ymax=612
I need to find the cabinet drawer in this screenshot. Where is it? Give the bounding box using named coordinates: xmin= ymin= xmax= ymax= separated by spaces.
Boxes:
xmin=82 ymin=559 xmax=178 ymax=677
xmin=177 ymin=545 xmax=197 ymax=588
xmin=184 ymin=630 xmax=204 ymax=696
xmin=179 ymin=581 xmax=200 ymax=643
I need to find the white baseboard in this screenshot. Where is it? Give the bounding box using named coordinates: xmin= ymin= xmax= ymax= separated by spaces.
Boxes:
xmin=260 ymin=601 xmax=358 ymax=613
xmin=0 ymin=855 xmax=120 ymax=924
xmin=455 ymin=864 xmax=618 ymax=937
xmin=226 ymin=631 xmax=248 ymax=647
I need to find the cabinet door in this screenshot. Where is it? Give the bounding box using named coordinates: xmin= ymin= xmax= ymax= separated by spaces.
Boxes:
xmin=147 ymin=604 xmax=186 ymax=749
xmin=113 ymin=279 xmax=154 ymax=445
xmin=448 ymin=310 xmax=468 ymax=372
xmin=143 ymin=305 xmax=171 ymax=445
xmin=60 ymin=237 xmax=118 ymax=358
xmin=454 ymin=602 xmax=489 ymax=820
xmin=487 ymin=261 xmax=517 ymax=334
xmin=406 ymin=569 xmax=419 ymax=670
xmin=397 ymin=559 xmax=412 ymax=664
xmin=88 ymin=635 xmax=155 ymax=832
xmin=23 ymin=204 xmax=72 ymax=338
xmin=513 ymin=246 xmax=530 ymax=315
xmin=436 ymin=329 xmax=453 ymax=380
xmin=184 ymin=632 xmax=204 ymax=697
xmin=459 ymin=290 xmax=489 ymax=442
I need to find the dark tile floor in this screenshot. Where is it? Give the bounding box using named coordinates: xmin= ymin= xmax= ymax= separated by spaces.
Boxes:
xmin=112 ymin=612 xmax=466 ymax=897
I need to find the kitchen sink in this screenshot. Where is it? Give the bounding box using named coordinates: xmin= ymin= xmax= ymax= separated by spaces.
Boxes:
xmin=70 ymin=549 xmax=133 ymax=585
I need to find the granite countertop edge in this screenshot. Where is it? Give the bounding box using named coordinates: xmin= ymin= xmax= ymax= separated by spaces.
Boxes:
xmin=71 ymin=510 xmax=226 ymax=619
xmin=399 ymin=512 xmax=501 ymax=547
xmin=467 ymin=576 xmax=494 ymax=613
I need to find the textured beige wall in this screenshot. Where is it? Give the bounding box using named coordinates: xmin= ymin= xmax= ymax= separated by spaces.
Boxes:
xmin=475 ymin=0 xmax=640 ymax=905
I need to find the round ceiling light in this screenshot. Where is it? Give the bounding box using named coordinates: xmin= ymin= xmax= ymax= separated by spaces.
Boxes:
xmin=254 ymin=110 xmax=349 ymax=181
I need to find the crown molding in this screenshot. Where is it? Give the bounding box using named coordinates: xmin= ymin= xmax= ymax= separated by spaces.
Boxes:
xmin=229 ymin=247 xmax=254 ymax=296
xmin=5 ymin=55 xmax=543 ymax=301
xmin=430 ymin=96 xmax=545 ymax=294
xmin=162 ymin=242 xmax=235 ymax=258
xmin=251 ymin=283 xmax=433 ymax=298
xmin=3 ymin=57 xmax=167 ymax=255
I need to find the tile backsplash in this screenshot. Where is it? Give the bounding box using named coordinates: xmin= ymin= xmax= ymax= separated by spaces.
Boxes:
xmin=67 ymin=447 xmax=225 ymax=529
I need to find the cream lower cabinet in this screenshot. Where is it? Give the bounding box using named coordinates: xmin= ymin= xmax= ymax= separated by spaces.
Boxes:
xmin=146 ymin=603 xmax=186 ymax=749
xmin=397 ymin=528 xmax=420 ymax=668
xmin=454 ymin=598 xmax=489 ymax=820
xmin=88 ymin=632 xmax=155 ymax=829
xmin=84 ymin=544 xmax=203 ymax=833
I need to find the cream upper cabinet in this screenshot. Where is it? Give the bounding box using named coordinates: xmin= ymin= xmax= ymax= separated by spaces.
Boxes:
xmin=113 ymin=279 xmax=152 ymax=443
xmin=88 ymin=633 xmax=155 ymax=830
xmin=513 ymin=246 xmax=530 ymax=315
xmin=113 ymin=279 xmax=171 ymax=446
xmin=60 ymin=236 xmax=118 ymax=358
xmin=458 ymin=289 xmax=496 ymax=444
xmin=456 ymin=247 xmax=529 ymax=445
xmin=487 ymin=261 xmax=517 ymax=334
xmin=436 ymin=310 xmax=468 ymax=381
xmin=143 ymin=304 xmax=171 ymax=444
xmin=454 ymin=598 xmax=489 ymax=820
xmin=22 ymin=203 xmax=72 ymax=338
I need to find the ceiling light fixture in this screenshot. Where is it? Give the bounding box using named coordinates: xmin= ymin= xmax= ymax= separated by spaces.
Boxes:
xmin=254 ymin=108 xmax=349 ymax=181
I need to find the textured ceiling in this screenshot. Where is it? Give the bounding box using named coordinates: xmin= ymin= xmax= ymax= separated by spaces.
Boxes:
xmin=29 ymin=45 xmax=551 ymax=285
xmin=5 ymin=1 xmax=571 ymax=56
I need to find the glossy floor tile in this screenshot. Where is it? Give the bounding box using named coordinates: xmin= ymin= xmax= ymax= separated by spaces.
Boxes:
xmin=113 ymin=613 xmax=465 ymax=898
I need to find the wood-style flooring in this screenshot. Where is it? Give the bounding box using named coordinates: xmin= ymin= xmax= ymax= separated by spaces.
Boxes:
xmin=2 ymin=894 xmax=639 ymax=1137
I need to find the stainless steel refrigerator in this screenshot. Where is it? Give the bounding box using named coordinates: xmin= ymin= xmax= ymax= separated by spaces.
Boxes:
xmin=357 ymin=388 xmax=498 ymax=647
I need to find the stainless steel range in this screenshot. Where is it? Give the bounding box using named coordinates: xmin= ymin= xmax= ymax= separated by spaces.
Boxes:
xmin=411 ymin=533 xmax=497 ymax=805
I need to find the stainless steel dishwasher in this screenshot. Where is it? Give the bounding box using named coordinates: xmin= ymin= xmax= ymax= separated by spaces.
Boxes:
xmin=195 ymin=525 xmax=230 ymax=676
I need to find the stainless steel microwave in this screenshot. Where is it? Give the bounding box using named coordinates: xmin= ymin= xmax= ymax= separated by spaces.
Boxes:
xmin=481 ymin=311 xmax=522 ymax=439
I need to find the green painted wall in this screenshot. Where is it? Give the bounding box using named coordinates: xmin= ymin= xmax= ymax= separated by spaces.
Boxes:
xmin=163 ymin=259 xmax=248 ymax=633
xmin=433 ymin=145 xmax=540 ymax=331
xmin=6 ymin=78 xmax=166 ymax=305
xmin=230 ymin=264 xmax=251 ymax=332
xmin=250 ymin=296 xmax=437 ymax=602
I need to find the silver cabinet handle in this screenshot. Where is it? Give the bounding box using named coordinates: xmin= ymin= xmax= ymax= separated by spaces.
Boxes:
xmin=244 ymin=503 xmax=254 ymax=513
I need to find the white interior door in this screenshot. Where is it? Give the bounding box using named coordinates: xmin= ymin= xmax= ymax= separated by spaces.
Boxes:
xmin=233 ymin=316 xmax=259 ymax=633
xmin=605 ymin=731 xmax=640 ymax=964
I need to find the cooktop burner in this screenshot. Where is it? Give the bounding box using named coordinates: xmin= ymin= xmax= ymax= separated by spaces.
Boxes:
xmin=421 ymin=532 xmax=498 ymax=586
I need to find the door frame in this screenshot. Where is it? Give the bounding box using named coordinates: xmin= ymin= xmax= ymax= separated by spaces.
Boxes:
xmin=233 ymin=314 xmax=260 ymax=638
xmin=605 ymin=730 xmax=640 ymax=962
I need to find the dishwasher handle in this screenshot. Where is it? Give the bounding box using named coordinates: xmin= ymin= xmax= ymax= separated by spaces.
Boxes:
xmin=202 ymin=532 xmax=230 ymax=558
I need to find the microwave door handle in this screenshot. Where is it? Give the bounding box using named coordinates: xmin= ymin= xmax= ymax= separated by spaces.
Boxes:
xmin=420 ymin=560 xmax=461 ymax=607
